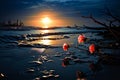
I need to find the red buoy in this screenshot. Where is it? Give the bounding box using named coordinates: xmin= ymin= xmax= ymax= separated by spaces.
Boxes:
xmin=89 ymin=44 xmax=95 ymax=54
xmin=78 ymin=34 xmax=86 ymax=43
xmin=63 ymin=43 xmax=69 ymax=51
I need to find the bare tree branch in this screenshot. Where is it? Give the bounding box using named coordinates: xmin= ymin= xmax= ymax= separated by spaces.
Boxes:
xmin=82 ymin=15 xmax=108 ymax=28
xmin=105 ymin=8 xmax=120 ymax=23
xmin=82 ymin=14 xmax=119 ymax=41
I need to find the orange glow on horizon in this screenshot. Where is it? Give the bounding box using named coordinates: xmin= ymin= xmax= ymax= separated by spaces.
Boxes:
xmin=25 ymin=10 xmax=80 ymax=27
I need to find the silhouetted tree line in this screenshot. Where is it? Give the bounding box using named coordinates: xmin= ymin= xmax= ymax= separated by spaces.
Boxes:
xmin=0 ymin=19 xmax=24 ymax=27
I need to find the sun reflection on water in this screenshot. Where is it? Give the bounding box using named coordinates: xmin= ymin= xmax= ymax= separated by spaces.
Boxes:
xmin=40 ymin=39 xmax=51 ymax=45
xmin=41 ymin=29 xmax=49 ymax=34
xmin=31 ymin=30 xmax=75 ymax=46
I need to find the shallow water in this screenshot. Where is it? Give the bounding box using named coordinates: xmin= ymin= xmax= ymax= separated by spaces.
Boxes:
xmin=0 ymin=27 xmax=120 ymax=80
xmin=0 ymin=28 xmax=81 ymax=36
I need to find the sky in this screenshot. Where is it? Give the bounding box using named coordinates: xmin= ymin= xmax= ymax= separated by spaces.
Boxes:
xmin=0 ymin=0 xmax=120 ymax=27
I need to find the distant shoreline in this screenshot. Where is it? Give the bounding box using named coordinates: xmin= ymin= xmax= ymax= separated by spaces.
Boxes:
xmin=0 ymin=25 xmax=106 ymax=31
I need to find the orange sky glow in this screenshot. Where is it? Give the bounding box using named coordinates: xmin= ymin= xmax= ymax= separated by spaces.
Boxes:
xmin=25 ymin=10 xmax=80 ymax=28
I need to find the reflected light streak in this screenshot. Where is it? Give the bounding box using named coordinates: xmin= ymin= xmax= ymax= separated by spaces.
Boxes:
xmin=31 ymin=48 xmax=45 ymax=53
xmin=38 ymin=33 xmax=52 ymax=45
xmin=41 ymin=29 xmax=49 ymax=34
xmin=41 ymin=40 xmax=51 ymax=45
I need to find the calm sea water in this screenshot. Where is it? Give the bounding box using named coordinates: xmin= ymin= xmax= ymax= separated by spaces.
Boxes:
xmin=0 ymin=27 xmax=120 ymax=80
xmin=0 ymin=28 xmax=80 ymax=36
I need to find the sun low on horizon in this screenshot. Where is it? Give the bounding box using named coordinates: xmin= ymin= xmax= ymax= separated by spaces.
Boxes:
xmin=41 ymin=17 xmax=52 ymax=28
xmin=25 ymin=11 xmax=80 ymax=27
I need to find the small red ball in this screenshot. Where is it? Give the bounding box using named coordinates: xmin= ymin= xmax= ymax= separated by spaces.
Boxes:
xmin=89 ymin=44 xmax=95 ymax=54
xmin=78 ymin=34 xmax=86 ymax=43
xmin=63 ymin=43 xmax=69 ymax=51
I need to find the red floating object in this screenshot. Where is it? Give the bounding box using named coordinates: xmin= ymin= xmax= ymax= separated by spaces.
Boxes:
xmin=89 ymin=44 xmax=95 ymax=54
xmin=63 ymin=43 xmax=69 ymax=51
xmin=89 ymin=63 xmax=96 ymax=72
xmin=78 ymin=34 xmax=86 ymax=43
xmin=62 ymin=58 xmax=69 ymax=67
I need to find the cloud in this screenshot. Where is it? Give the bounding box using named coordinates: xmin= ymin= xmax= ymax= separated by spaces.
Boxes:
xmin=21 ymin=1 xmax=31 ymax=4
xmin=44 ymin=0 xmax=101 ymax=2
xmin=0 ymin=0 xmax=120 ymax=25
xmin=28 ymin=2 xmax=50 ymax=9
xmin=45 ymin=0 xmax=73 ymax=2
